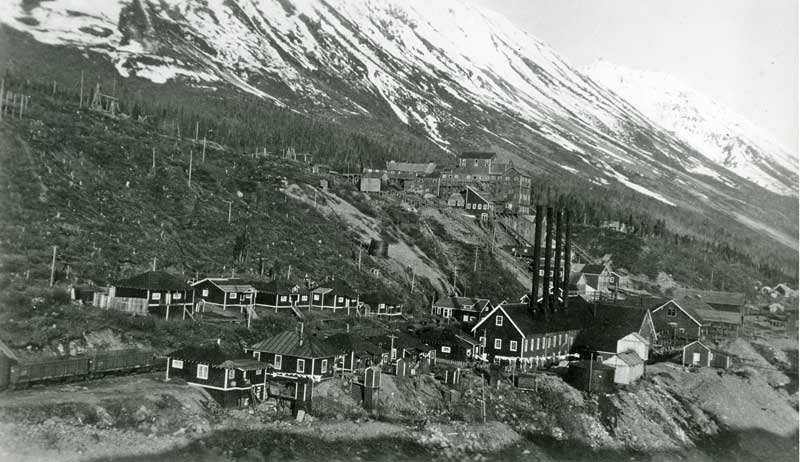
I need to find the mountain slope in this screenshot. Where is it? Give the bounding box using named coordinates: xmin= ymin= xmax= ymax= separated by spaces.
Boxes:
xmin=587 ymin=60 xmax=798 ymax=196
xmin=0 ymin=0 xmax=796 ymax=252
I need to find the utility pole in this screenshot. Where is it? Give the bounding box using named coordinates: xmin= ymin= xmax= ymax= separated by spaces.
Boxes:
xmin=410 ymin=270 xmax=416 ymax=294
xmin=0 ymin=78 xmax=5 ymax=121
xmin=287 ymin=264 xmax=292 ymax=280
xmin=202 ymin=135 xmax=207 ymax=163
xmin=152 ymin=147 xmax=156 ymax=174
xmin=79 ymin=71 xmax=84 ymax=108
xmin=152 ymin=257 xmax=157 ymax=271
xmin=188 ymin=149 xmax=193 ymax=187
xmin=588 ymin=352 xmax=594 ymax=393
xmin=49 ymin=246 xmax=57 ymax=286
xmin=473 ymin=246 xmax=479 ymax=272
xmin=194 ymin=122 xmax=199 ymax=142
xmin=452 ymin=267 xmax=458 ymax=294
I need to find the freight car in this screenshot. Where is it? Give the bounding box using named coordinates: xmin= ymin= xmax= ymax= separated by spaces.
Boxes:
xmin=4 ymin=349 xmax=161 ymax=390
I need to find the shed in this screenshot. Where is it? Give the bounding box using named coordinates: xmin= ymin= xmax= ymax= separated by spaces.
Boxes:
xmin=616 ymin=332 xmax=650 ymax=361
xmin=564 ymin=360 xmax=615 ymax=393
xmin=602 ymin=351 xmax=645 ymax=385
xmin=682 ymin=340 xmax=731 ymax=369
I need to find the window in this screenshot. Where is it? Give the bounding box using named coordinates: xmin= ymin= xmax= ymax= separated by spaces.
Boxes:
xmin=338 ymin=297 xmax=344 ymax=303
xmin=494 ymin=338 xmax=502 ymax=349
xmin=280 ymin=295 xmax=288 ymax=302
xmin=523 ymin=339 xmax=528 ymax=352
xmin=151 ymin=292 xmax=161 ymax=301
xmin=441 ymin=346 xmax=451 ymax=353
xmin=321 ymin=359 xmax=328 ymax=373
xmin=174 ymin=292 xmax=182 ymax=300
xmin=313 ymin=294 xmax=320 ymax=301
xmin=391 ymin=348 xmax=397 ymax=360
xmin=463 ymin=315 xmax=470 ymax=322
xmin=301 ymin=295 xmax=308 ymax=301
xmin=171 ymin=359 xmax=183 ymax=369
xmin=558 ymin=334 xmax=562 ymax=345
xmin=436 ymin=307 xmax=442 ymax=315
xmin=254 ymin=351 xmax=261 ymax=360
xmin=609 ymin=277 xmax=615 ymax=283
xmin=297 ymin=359 xmax=305 ymax=373
xmin=256 ymin=369 xmax=262 ymax=375
xmin=536 ymin=338 xmax=540 ymax=350
xmin=202 ymin=289 xmax=209 ymax=297
xmin=667 ymin=306 xmax=677 ymax=317
xmin=229 ymin=292 xmax=238 ymax=299
xmin=197 ymin=364 xmax=209 ymax=380
xmin=227 ymin=369 xmax=235 ymax=380
xmin=495 ymin=315 xmax=503 ymax=326
xmin=274 ymin=354 xmax=282 ymax=370
xmin=538 ymin=270 xmax=544 ymax=276
xmin=480 ymin=337 xmax=486 ymax=347
xmin=510 ymin=341 xmax=518 ymax=352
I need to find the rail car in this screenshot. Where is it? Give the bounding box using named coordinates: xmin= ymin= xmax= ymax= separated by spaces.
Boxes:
xmin=3 ymin=349 xmax=163 ymax=390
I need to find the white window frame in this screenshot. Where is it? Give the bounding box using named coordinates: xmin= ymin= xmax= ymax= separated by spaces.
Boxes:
xmin=301 ymin=295 xmax=308 ymax=301
xmin=321 ymin=359 xmax=328 ymax=373
xmin=171 ymin=359 xmax=183 ymax=369
xmin=255 ymin=369 xmax=262 ymax=375
xmin=338 ymin=296 xmax=344 ymax=303
xmin=280 ymin=295 xmax=288 ymax=302
xmin=667 ymin=306 xmax=677 ymax=317
xmin=227 ymin=369 xmax=235 ymax=380
xmin=274 ymin=354 xmax=282 ymax=370
xmin=523 ymin=340 xmax=528 ymax=352
xmin=494 ymin=338 xmax=502 ymax=350
xmin=254 ymin=351 xmax=261 ymax=360
xmin=173 ymin=292 xmax=182 ymax=300
xmin=229 ymin=292 xmax=238 ymax=299
xmin=151 ymin=292 xmax=161 ymax=301
xmin=441 ymin=346 xmax=452 ymax=353
xmin=202 ymin=289 xmax=209 ymax=297
xmin=495 ymin=315 xmax=503 ymax=326
xmin=313 ymin=294 xmax=320 ymax=301
xmin=510 ymin=341 xmax=518 ymax=352
xmin=197 ymin=364 xmax=209 ymax=380
xmin=463 ymin=315 xmax=470 ymax=322
xmin=536 ymin=338 xmax=540 ymax=350
xmin=297 ymin=359 xmax=305 ymax=374
xmin=480 ymin=337 xmax=486 ymax=347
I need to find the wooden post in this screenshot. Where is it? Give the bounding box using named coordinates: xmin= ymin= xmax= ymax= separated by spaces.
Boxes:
xmin=473 ymin=246 xmax=478 ymax=272
xmin=188 ymin=149 xmax=193 ymax=187
xmin=357 ymin=247 xmax=362 ymax=271
xmin=287 ymin=265 xmax=292 ymax=280
xmin=195 ymin=122 xmax=199 ymax=142
xmin=52 ymin=81 xmax=56 ymax=97
xmin=410 ymin=271 xmax=416 ymax=294
xmin=79 ymin=71 xmax=84 ymax=108
xmin=152 ymin=148 xmax=156 ymax=173
xmin=0 ymin=78 xmax=4 ymax=121
xmin=19 ymin=95 xmax=24 ymax=118
xmin=152 ymin=257 xmax=157 ymax=271
xmin=202 ymin=136 xmax=207 ymax=163
xmin=49 ymin=246 xmax=57 ymax=286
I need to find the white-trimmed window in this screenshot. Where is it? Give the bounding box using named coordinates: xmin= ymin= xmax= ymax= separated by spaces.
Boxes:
xmin=254 ymin=351 xmax=261 ymax=360
xmin=202 ymin=289 xmax=209 ymax=297
xmin=274 ymin=354 xmax=282 ymax=370
xmin=494 ymin=338 xmax=502 ymax=349
xmin=463 ymin=315 xmax=470 ymax=322
xmin=536 ymin=338 xmax=540 ymax=350
xmin=280 ymin=295 xmax=288 ymax=302
xmin=441 ymin=346 xmax=451 ymax=353
xmin=255 ymin=369 xmax=262 ymax=375
xmin=558 ymin=334 xmax=562 ymax=345
xmin=510 ymin=341 xmax=518 ymax=352
xmin=321 ymin=359 xmax=328 ymax=373
xmin=523 ymin=340 xmax=528 ymax=352
xmin=495 ymin=315 xmax=503 ymax=326
xmin=227 ymin=369 xmax=235 ymax=379
xmin=337 ymin=297 xmax=344 ymax=303
xmin=301 ymin=295 xmax=308 ymax=302
xmin=229 ymin=292 xmax=238 ymax=299
xmin=151 ymin=292 xmax=161 ymax=301
xmin=480 ymin=337 xmax=486 ymax=347
xmin=437 ymin=307 xmax=442 ymax=315
xmin=313 ymin=294 xmax=320 ymax=301
xmin=197 ymin=364 xmax=209 ymax=380
xmin=297 ymin=359 xmax=305 ymax=373
xmin=171 ymin=359 xmax=184 ymax=369
xmin=539 ymin=270 xmax=544 ymax=276
xmin=667 ymin=306 xmax=677 ymax=317
xmin=174 ymin=292 xmax=182 ymax=300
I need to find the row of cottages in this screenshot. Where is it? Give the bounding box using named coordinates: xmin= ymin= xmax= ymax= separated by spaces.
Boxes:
xmin=430 ymin=295 xmax=492 ymax=324
xmin=359 ymin=293 xmax=403 ymax=317
xmin=251 ymin=280 xmax=309 ymax=310
xmin=166 ymin=344 xmax=268 ymax=408
xmin=192 ymin=278 xmax=256 ymax=313
xmin=109 ymin=271 xmax=195 ymax=320
xmin=650 ymin=295 xmax=742 ymax=347
xmin=470 ymin=302 xmax=581 ymax=368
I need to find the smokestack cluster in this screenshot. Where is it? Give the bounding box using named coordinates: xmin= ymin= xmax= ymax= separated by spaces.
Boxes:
xmin=529 ymin=206 xmax=572 ymax=314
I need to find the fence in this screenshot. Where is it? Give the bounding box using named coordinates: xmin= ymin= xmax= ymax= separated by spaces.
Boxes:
xmin=434 ymin=357 xmax=470 ymax=369
xmin=93 ymin=293 xmax=148 ymax=316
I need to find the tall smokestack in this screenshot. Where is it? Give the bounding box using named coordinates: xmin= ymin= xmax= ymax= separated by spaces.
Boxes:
xmin=562 ymin=210 xmax=572 ymax=309
xmin=529 ymin=205 xmax=544 ymax=312
xmin=552 ymin=209 xmax=563 ymax=312
xmin=542 ymin=207 xmax=554 ymax=312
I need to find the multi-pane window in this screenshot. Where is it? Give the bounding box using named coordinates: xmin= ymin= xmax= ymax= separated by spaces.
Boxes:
xmin=297 ymin=359 xmax=305 ymax=373
xmin=494 ymin=339 xmax=502 ymax=349
xmin=151 ymin=292 xmax=161 ymax=301
xmin=441 ymin=346 xmax=451 ymax=353
xmin=197 ymin=364 xmax=209 ymax=380
xmin=171 ymin=359 xmax=183 ymax=369
xmin=667 ymin=306 xmax=677 ymax=317
xmin=495 ymin=315 xmax=503 ymax=326
xmin=274 ymin=355 xmax=282 ymax=370
xmin=202 ymin=289 xmax=209 ymax=297
xmin=510 ymin=341 xmax=518 ymax=352
xmin=321 ymin=359 xmax=328 ymax=373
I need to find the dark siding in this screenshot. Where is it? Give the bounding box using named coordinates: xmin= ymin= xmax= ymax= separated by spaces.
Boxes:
xmin=194 ymin=281 xmax=225 ymax=305
xmin=476 ymin=310 xmax=523 ymax=360
xmin=652 ymin=302 xmax=701 ymax=346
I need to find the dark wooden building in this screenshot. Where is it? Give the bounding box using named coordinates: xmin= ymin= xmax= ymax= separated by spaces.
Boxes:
xmin=191 ymin=278 xmax=256 ymax=312
xmin=651 ymin=296 xmax=742 ymax=346
xmin=310 ymin=281 xmax=357 ymax=312
xmin=251 ymin=280 xmax=310 ymax=311
xmin=359 ymin=292 xmax=403 ymax=317
xmin=110 ymin=271 xmax=194 ymax=320
xmin=675 ymin=289 xmax=746 ymax=313
xmin=248 ymin=330 xmax=338 ymax=380
xmin=464 ymin=186 xmax=494 ymax=221
xmin=417 ymin=328 xmax=480 ymax=362
xmin=431 ymin=295 xmax=491 ymax=324
xmin=682 ymin=340 xmax=732 ymax=369
xmin=166 ymin=344 xmax=267 ymax=408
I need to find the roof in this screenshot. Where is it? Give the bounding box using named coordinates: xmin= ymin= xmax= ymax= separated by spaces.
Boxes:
xmin=682 ymin=340 xmax=729 ymax=356
xmin=385 ymin=161 xmax=437 ymax=175
xmin=466 ymin=186 xmax=494 ymax=203
xmin=312 ymin=280 xmax=356 ymax=297
xmin=362 ymin=171 xmax=386 ymax=179
xmin=614 ymin=351 xmax=644 ymax=366
xmin=433 ymin=295 xmax=491 ymax=311
xmin=115 ymin=271 xmax=190 ymax=291
xmin=447 ymin=191 xmax=465 ymax=201
xmin=581 ymin=264 xmax=609 ymax=275
xmin=323 ymin=333 xmax=384 ymax=356
xmin=582 ymin=274 xmax=600 ymax=290
xmin=654 ymin=297 xmax=711 ymax=326
xmin=251 ymin=331 xmax=337 ymax=358
xmin=168 ymin=344 xmax=249 ymax=367
xmin=218 ymin=358 xmax=267 ymax=371
xmin=250 ymin=279 xmax=307 ymax=294
xmin=474 ymin=303 xmax=584 ymax=336
xmin=193 ymin=278 xmax=255 ymax=293
xmin=693 ymin=308 xmax=742 ymax=325
xmin=675 ymin=289 xmax=745 ymax=307
xmin=620 ymin=332 xmax=650 ymax=345
xmin=0 ymin=339 xmax=18 ymax=362
xmin=359 ymin=292 xmax=400 ymax=307
xmin=416 ymin=327 xmax=479 ymax=347
xmin=460 ymin=151 xmax=496 ymax=159
xmin=570 ymin=301 xmax=653 ymax=354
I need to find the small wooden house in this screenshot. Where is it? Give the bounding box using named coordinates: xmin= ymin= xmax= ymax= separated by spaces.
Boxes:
xmin=191 ymin=278 xmax=256 ymax=313
xmin=110 ymin=271 xmax=194 ymax=320
xmin=446 ymin=191 xmax=465 ymax=208
xmin=323 ymin=332 xmax=383 ymax=371
xmin=565 ymin=359 xmax=616 ymax=393
xmin=431 ymin=295 xmax=491 ymax=324
xmin=602 ymin=351 xmax=645 ymax=385
xmin=166 ymin=344 xmax=268 ymax=408
xmin=248 ymin=330 xmax=338 ymax=380
xmin=309 ymin=281 xmax=357 ymax=312
xmin=360 ymin=293 xmax=402 ymax=317
xmin=251 ymin=280 xmax=310 ymax=311
xmin=682 ymin=340 xmax=731 ymax=369
xmin=418 ymin=329 xmax=480 ymax=362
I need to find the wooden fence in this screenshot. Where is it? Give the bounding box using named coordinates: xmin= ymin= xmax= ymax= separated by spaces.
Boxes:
xmin=93 ymin=293 xmax=148 ymax=316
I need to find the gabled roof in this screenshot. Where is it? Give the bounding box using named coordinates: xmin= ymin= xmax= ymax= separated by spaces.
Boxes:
xmin=571 ymin=301 xmax=654 ymax=353
xmin=582 ymin=274 xmax=600 ymax=290
xmin=581 ymin=264 xmax=609 ymax=275
xmin=693 ymin=308 xmax=742 ymax=325
xmin=115 ymin=271 xmax=190 ymax=291
xmin=615 ymin=351 xmax=644 ymax=366
xmin=447 ymin=191 xmax=465 ymax=201
xmin=362 ymin=171 xmax=387 ymax=179
xmin=218 ymin=358 xmax=267 ymax=371
xmin=168 ymin=344 xmax=249 ymax=367
xmin=433 ymin=295 xmax=491 ymax=311
xmin=193 ymin=278 xmax=255 ymax=293
xmin=472 ymin=302 xmax=583 ymax=337
xmin=359 ymin=292 xmax=400 ymax=306
xmin=460 ymin=151 xmax=496 ymax=159
xmin=466 ymin=186 xmax=494 ymax=203
xmin=323 ymin=333 xmax=383 ymax=356
xmin=653 ymin=298 xmax=708 ymax=327
xmin=0 ymin=339 xmax=18 ymax=362
xmin=312 ymin=280 xmax=356 ymax=297
xmin=620 ymin=332 xmax=650 ymax=345
xmin=251 ymin=331 xmax=337 ymax=358
xmin=682 ymin=339 xmax=729 ymax=356
xmin=250 ymin=279 xmax=307 ymax=294
xmin=675 ymin=289 xmax=745 ymax=307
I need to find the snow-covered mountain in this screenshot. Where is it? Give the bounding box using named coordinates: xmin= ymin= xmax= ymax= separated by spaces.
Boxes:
xmin=0 ymin=0 xmax=796 ymax=246
xmin=587 ymin=60 xmax=798 ymax=196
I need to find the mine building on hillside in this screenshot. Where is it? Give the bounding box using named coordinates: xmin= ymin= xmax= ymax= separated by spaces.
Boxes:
xmin=431 ymin=295 xmax=492 ymax=324
xmin=464 ymin=186 xmax=495 ymax=221
xmin=110 ymin=271 xmax=194 ymax=320
xmin=674 ymin=289 xmax=746 ymax=313
xmin=569 ymin=302 xmax=655 ymax=362
xmin=360 ymin=170 xmax=387 ymax=193
xmin=650 ymin=296 xmax=742 ymax=347
xmin=191 ymin=278 xmax=256 ymax=313
xmin=417 ymin=328 xmax=480 ymax=363
xmin=166 ymin=343 xmax=267 ymax=408
xmin=247 ymin=329 xmax=338 ymax=381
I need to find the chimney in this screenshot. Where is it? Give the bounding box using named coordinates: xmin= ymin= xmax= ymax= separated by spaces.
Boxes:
xmin=562 ymin=209 xmax=572 ymax=309
xmin=552 ymin=209 xmax=563 ymax=312
xmin=529 ymin=205 xmax=544 ymax=312
xmin=542 ymin=207 xmax=554 ymax=313
xmin=299 ymin=322 xmax=304 ymax=346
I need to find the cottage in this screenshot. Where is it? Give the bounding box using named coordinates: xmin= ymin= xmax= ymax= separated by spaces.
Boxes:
xmin=251 ymin=280 xmax=310 ymax=311
xmin=682 ymin=340 xmax=731 ymax=369
xmin=359 ymin=293 xmax=403 ymax=317
xmin=191 ymin=278 xmax=256 ymax=313
xmin=166 ymin=344 xmax=267 ymax=408
xmin=565 ymin=360 xmax=616 ymax=393
xmin=310 ymin=281 xmax=357 ymax=312
xmin=431 ymin=295 xmax=491 ymax=324
xmin=323 ymin=333 xmax=384 ymax=371
xmin=248 ymin=330 xmax=338 ymax=381
xmin=471 ymin=302 xmax=581 ymax=368
xmin=602 ymin=351 xmax=645 ymax=385
xmin=464 ymin=186 xmax=494 ymax=221
xmin=110 ymin=271 xmax=194 ymax=320
xmin=360 ymin=170 xmax=386 ymax=193
xmin=368 ymin=332 xmax=435 ymax=363
xmin=418 ymin=329 xmax=480 ymax=362
xmin=577 ymin=263 xmax=619 ymax=297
